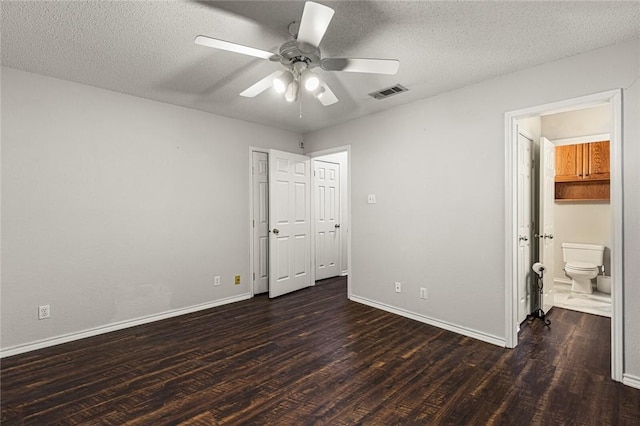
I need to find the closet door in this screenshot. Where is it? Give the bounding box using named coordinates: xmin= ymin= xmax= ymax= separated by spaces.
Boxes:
xmin=268 ymin=149 xmax=312 ymax=298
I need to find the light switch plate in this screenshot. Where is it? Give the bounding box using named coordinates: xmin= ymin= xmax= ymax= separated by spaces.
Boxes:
xmin=367 ymin=194 xmax=377 ymax=204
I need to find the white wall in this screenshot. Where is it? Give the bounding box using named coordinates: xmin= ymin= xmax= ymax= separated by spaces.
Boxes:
xmin=0 ymin=67 xmax=301 ymax=352
xmin=303 ymin=39 xmax=640 ymax=376
xmin=541 ymin=105 xmax=612 ymax=282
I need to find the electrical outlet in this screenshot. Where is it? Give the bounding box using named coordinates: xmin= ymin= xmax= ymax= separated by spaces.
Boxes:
xmin=235 ymin=275 xmax=241 ymax=285
xmin=38 ymin=305 xmax=50 ymax=320
xmin=214 ymin=276 xmax=221 ymax=286
xmin=395 ymin=282 xmax=401 ymax=293
xmin=420 ymin=287 xmax=428 ymax=300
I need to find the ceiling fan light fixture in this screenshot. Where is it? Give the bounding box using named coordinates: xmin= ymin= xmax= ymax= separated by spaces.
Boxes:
xmin=196 ymin=1 xmax=397 ymax=108
xmin=273 ymin=71 xmax=293 ymax=94
xmin=285 ymin=80 xmax=299 ymax=102
xmin=302 ymin=70 xmax=321 ymax=92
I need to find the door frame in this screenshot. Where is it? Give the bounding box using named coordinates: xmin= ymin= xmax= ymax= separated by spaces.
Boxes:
xmin=504 ymin=89 xmax=623 ymax=382
xmin=306 ymin=145 xmax=352 ymax=299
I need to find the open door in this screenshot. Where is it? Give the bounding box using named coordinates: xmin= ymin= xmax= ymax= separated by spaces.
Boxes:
xmin=268 ymin=149 xmax=312 ymax=298
xmin=314 ymin=160 xmax=341 ymax=280
xmin=539 ymin=137 xmax=555 ymax=312
xmin=252 ymin=151 xmax=269 ymax=295
xmin=517 ymin=129 xmax=533 ymax=324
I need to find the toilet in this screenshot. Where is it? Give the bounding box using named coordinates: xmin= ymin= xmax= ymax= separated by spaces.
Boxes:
xmin=562 ymin=242 xmax=605 ymax=294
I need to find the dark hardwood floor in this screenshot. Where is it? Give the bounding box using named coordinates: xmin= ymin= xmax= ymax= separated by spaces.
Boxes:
xmin=2 ymin=276 xmax=639 ymax=425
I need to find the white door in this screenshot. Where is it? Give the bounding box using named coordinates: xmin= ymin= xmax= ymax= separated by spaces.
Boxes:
xmin=540 ymin=137 xmax=555 ymax=312
xmin=252 ymin=151 xmax=269 ymax=295
xmin=269 ymin=149 xmax=312 ymax=298
xmin=314 ymin=160 xmax=341 ymax=280
xmin=517 ymin=130 xmax=533 ymax=325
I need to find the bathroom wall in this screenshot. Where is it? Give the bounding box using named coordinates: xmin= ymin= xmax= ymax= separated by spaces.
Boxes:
xmin=541 ymin=106 xmax=611 ymax=282
xmin=553 ymin=203 xmax=611 ymax=282
xmin=542 ymin=105 xmax=610 ymax=140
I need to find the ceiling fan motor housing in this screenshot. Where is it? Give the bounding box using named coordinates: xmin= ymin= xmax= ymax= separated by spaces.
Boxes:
xmin=279 ymin=40 xmax=321 ymax=69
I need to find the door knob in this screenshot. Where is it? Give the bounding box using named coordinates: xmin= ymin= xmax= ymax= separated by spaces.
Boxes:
xmin=335 ymin=224 xmax=341 ymax=229
xmin=545 ymin=234 xmax=554 ymax=239
xmin=272 ymin=228 xmax=280 ymax=235
xmin=519 ymin=236 xmax=529 ymax=242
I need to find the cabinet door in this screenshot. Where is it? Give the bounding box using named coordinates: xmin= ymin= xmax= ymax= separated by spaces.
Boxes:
xmin=555 ymin=144 xmax=583 ymax=182
xmin=584 ymin=141 xmax=610 ymax=180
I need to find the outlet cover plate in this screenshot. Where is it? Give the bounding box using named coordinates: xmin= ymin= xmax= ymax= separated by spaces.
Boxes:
xmin=214 ymin=276 xmax=221 ymax=286
xmin=38 ymin=305 xmax=50 ymax=320
xmin=235 ymin=275 xmax=241 ymax=285
xmin=395 ymin=282 xmax=401 ymax=293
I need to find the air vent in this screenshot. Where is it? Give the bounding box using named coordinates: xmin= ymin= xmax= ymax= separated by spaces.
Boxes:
xmin=369 ymin=84 xmax=408 ymax=100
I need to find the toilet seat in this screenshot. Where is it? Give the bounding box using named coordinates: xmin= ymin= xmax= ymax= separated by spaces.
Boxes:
xmin=566 ymin=261 xmax=598 ymax=272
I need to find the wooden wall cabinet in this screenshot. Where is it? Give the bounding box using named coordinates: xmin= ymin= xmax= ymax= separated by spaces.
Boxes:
xmin=555 ymin=140 xmax=610 ymax=201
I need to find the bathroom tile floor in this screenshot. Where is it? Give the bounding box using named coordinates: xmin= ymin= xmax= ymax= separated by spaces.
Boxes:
xmin=553 ymin=283 xmax=611 ymax=317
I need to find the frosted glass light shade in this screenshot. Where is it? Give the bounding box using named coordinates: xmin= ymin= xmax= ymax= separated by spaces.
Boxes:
xmin=302 ymin=70 xmax=321 ymax=92
xmin=285 ymin=80 xmax=299 ymax=102
xmin=273 ymin=71 xmax=294 ymax=94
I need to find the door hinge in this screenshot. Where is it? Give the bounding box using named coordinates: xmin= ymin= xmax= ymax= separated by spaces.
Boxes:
xmin=252 ymin=166 xmax=255 ymax=175
xmin=252 ymin=220 xmax=255 ymax=228
xmin=253 ymin=272 xmax=255 ymax=281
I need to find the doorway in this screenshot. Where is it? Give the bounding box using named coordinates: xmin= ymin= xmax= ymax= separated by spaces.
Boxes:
xmin=505 ymin=90 xmax=623 ymax=382
xmin=249 ymin=146 xmax=350 ymax=298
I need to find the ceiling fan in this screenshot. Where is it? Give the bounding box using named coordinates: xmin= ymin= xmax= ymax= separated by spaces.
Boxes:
xmin=195 ymin=1 xmax=399 ymax=106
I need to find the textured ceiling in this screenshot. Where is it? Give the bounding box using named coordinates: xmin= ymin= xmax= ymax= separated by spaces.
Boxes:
xmin=2 ymin=1 xmax=639 ymax=133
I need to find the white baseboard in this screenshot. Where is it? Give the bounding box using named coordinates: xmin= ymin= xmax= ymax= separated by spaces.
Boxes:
xmin=623 ymin=373 xmax=640 ymax=390
xmin=349 ymin=295 xmax=505 ymax=348
xmin=0 ymin=294 xmax=252 ymax=358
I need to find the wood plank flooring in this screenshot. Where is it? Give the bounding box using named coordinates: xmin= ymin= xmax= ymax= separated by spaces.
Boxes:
xmin=2 ymin=277 xmax=639 ymax=425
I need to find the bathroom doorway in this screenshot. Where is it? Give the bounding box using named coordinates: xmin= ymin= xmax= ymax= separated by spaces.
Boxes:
xmin=519 ymin=106 xmax=613 ymax=318
xmin=504 ymin=90 xmax=623 ymax=382
xmin=542 ymin=114 xmax=612 ymax=318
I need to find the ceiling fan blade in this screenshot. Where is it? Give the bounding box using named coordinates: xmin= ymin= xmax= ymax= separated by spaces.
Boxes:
xmin=321 ymin=58 xmax=400 ymax=75
xmin=195 ymin=35 xmax=276 ymax=60
xmin=240 ymin=70 xmax=285 ymax=97
xmin=297 ymin=2 xmax=335 ymax=48
xmin=316 ymin=82 xmax=338 ymax=106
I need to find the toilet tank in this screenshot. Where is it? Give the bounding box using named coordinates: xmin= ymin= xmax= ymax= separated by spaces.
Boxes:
xmin=562 ymin=242 xmax=605 ymax=265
